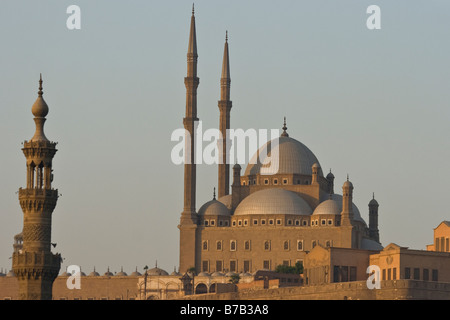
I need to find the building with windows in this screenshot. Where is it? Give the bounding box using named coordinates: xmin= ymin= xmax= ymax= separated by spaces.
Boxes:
xmin=427 ymin=221 xmax=450 ymax=252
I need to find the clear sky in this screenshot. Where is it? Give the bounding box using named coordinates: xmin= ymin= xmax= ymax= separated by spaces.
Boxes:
xmin=0 ymin=0 xmax=449 ymax=275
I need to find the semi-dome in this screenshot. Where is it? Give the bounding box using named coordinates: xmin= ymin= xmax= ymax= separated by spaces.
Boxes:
xmin=234 ymin=188 xmax=312 ymax=216
xmin=313 ymin=199 xmax=341 ymax=216
xmin=198 ymin=199 xmax=230 ymax=216
xmin=197 ymin=272 xmax=210 ymax=277
xmin=244 ymin=136 xmax=323 ymax=176
xmin=318 ymin=194 xmax=366 ymax=225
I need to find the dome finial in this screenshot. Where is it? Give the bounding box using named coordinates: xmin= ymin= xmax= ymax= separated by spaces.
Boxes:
xmin=213 ymin=187 xmax=216 ymax=200
xmin=281 ymin=116 xmax=289 ymax=137
xmin=192 ymin=3 xmax=195 ymax=15
xmin=38 ymin=73 xmax=43 ymax=97
xmin=225 ymin=30 xmax=228 ymax=42
xmin=347 ymin=174 xmax=349 ymax=181
xmin=373 ymin=192 xmax=375 ymax=199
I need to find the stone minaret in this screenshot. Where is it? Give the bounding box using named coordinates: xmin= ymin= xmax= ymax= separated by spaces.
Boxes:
xmin=12 ymin=75 xmax=61 ymax=300
xmin=179 ymin=6 xmax=199 ymax=273
xmin=368 ymin=193 xmax=380 ymax=243
xmin=218 ymin=31 xmax=232 ymax=198
xmin=341 ymin=177 xmax=354 ymax=226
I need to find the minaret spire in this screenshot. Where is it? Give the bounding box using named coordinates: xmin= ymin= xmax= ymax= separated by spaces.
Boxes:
xmin=218 ymin=30 xmax=232 ymax=198
xmin=180 ymin=7 xmax=200 ymax=274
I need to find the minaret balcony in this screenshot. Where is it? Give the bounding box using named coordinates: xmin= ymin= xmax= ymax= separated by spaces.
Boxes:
xmin=19 ymin=188 xmax=58 ymax=199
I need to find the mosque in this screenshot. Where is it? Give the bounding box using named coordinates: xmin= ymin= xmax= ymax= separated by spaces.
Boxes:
xmin=1 ymin=6 xmax=449 ymax=300
xmin=178 ymin=6 xmax=382 ymax=275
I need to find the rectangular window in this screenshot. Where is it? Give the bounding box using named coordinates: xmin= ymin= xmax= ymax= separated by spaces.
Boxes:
xmin=432 ymin=269 xmax=438 ymax=281
xmin=446 ymin=238 xmax=449 ymax=252
xmin=269 ymin=219 xmax=274 ymax=225
xmin=387 ymin=268 xmax=391 ymax=280
xmin=202 ymin=260 xmax=209 ymax=272
xmin=321 ymin=219 xmax=326 ymax=226
xmin=350 ymin=267 xmax=357 ymax=282
xmin=382 ymin=269 xmax=386 ymax=281
xmin=282 ymin=260 xmax=289 ymax=266
xmin=341 ymin=266 xmax=348 ymax=282
xmin=210 ymin=220 xmax=215 ymax=226
xmin=413 ymin=268 xmax=420 ymax=280
xmin=261 ymin=219 xmax=266 ymax=225
xmin=333 ymin=266 xmax=340 ymax=283
xmin=423 ymin=269 xmax=429 ymax=281
xmin=263 ymin=260 xmax=270 ymax=270
xmin=404 ymin=267 xmax=411 ymax=279
xmin=243 ymin=260 xmax=250 ymax=273
xmin=264 ymin=179 xmax=269 ymax=185
xmin=216 ymin=260 xmax=223 ymax=272
xmin=436 ymin=238 xmax=440 ymax=251
xmin=253 ymin=219 xmax=258 ymax=225
xmin=230 ymin=260 xmax=237 ymax=272
xmin=393 ymin=268 xmax=397 ymax=280
xmin=276 ymin=219 xmax=282 ymax=225
xmin=441 ymin=237 xmax=445 ymax=252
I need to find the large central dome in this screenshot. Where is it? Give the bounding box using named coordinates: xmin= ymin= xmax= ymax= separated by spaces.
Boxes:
xmin=244 ymin=136 xmax=323 ymax=176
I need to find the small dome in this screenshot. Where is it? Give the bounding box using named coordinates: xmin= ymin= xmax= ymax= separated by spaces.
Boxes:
xmin=326 ymin=171 xmax=335 ymax=179
xmin=89 ymin=270 xmax=100 ymax=277
xmin=312 ymin=162 xmax=320 ymax=168
xmin=240 ymin=272 xmax=252 ymax=277
xmin=116 ymin=267 xmax=128 ymax=276
xmin=233 ymin=163 xmax=241 ymax=170
xmin=234 ymin=189 xmax=312 ymax=216
xmin=104 ymin=268 xmax=114 ymax=277
xmin=6 ymin=270 xmax=15 ymax=277
xmin=211 ymin=272 xmax=225 ymax=277
xmin=313 ymin=199 xmax=341 ymax=215
xmin=343 ymin=180 xmax=353 ymax=188
xmin=318 ymin=193 xmax=366 ymax=225
xmin=369 ymin=195 xmax=379 ymax=206
xmin=171 ymin=270 xmax=181 ymax=276
xmin=198 ymin=199 xmax=230 ymax=216
xmin=226 ymin=272 xmax=238 ymax=277
xmin=147 ymin=267 xmax=169 ymax=276
xmin=197 ymin=272 xmax=210 ymax=277
xmin=130 ymin=267 xmax=142 ymax=277
xmin=60 ymin=271 xmax=71 ymax=277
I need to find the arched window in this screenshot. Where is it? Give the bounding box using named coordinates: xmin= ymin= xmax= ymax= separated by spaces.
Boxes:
xmin=283 ymin=241 xmax=289 ymax=250
xmin=216 ymin=241 xmax=222 ymax=251
xmin=264 ymin=241 xmax=270 ymax=251
xmin=230 ymin=240 xmax=236 ymax=251
xmin=297 ymin=240 xmax=303 ymax=251
xmin=202 ymin=241 xmax=208 ymax=250
xmin=245 ymin=241 xmax=250 ymax=251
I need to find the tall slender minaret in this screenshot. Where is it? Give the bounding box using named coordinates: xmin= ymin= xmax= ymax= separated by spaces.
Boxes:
xmin=218 ymin=31 xmax=232 ymax=198
xmin=179 ymin=5 xmax=199 ymax=273
xmin=12 ymin=75 xmax=61 ymax=300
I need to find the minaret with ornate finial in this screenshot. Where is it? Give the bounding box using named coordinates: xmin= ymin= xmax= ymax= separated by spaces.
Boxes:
xmin=12 ymin=75 xmax=61 ymax=300
xmin=218 ymin=30 xmax=232 ymax=199
xmin=179 ymin=5 xmax=200 ymax=274
xmin=368 ymin=193 xmax=380 ymax=243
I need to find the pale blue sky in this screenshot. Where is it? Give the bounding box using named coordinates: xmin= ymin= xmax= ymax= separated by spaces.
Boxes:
xmin=0 ymin=1 xmax=449 ymax=275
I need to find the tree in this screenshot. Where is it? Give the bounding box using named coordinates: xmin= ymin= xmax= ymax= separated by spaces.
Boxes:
xmin=275 ymin=262 xmax=303 ymax=275
xmin=229 ymin=274 xmax=240 ymax=284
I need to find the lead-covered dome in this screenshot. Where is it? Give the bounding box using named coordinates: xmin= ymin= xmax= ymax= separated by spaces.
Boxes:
xmin=244 ymin=136 xmax=323 ymax=176
xmin=317 ymin=194 xmax=366 ymax=225
xmin=198 ymin=199 xmax=230 ymax=216
xmin=234 ymin=188 xmax=312 ymax=216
